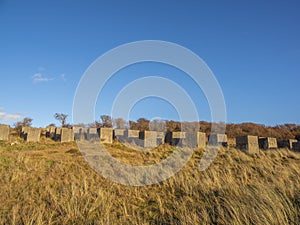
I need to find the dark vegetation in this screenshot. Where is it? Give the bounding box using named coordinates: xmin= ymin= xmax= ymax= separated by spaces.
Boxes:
xmin=13 ymin=114 xmax=300 ymax=141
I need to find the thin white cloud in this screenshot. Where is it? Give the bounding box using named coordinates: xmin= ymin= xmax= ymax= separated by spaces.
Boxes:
xmin=61 ymin=73 xmax=66 ymax=81
xmin=32 ymin=67 xmax=66 ymax=83
xmin=0 ymin=110 xmax=22 ymax=122
xmin=32 ymin=73 xmax=54 ymax=83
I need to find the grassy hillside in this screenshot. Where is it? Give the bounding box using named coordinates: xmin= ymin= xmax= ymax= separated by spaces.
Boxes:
xmin=1 ymin=139 xmax=300 ymax=224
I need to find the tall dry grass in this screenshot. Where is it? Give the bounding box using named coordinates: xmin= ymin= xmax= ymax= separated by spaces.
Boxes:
xmin=0 ymin=139 xmax=300 ymax=224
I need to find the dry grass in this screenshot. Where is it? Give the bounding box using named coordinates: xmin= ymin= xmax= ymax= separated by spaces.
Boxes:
xmin=1 ymin=138 xmax=300 ymax=225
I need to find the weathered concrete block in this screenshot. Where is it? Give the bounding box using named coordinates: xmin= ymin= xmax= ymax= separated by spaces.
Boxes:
xmin=156 ymin=132 xmax=165 ymax=145
xmin=21 ymin=126 xmax=29 ymax=133
xmin=122 ymin=129 xmax=139 ymax=144
xmin=61 ymin=128 xmax=74 ymax=142
xmin=208 ymin=134 xmax=228 ymax=146
xmin=26 ymin=128 xmax=41 ymax=142
xmin=72 ymin=126 xmax=82 ymax=134
xmin=172 ymin=132 xmax=186 ymax=139
xmin=165 ymin=132 xmax=186 ymax=146
xmin=114 ymin=129 xmax=125 ymax=136
xmin=126 ymin=130 xmax=139 ymax=138
xmin=114 ymin=129 xmax=125 ymax=139
xmin=292 ymin=142 xmax=300 ymax=152
xmin=88 ymin=127 xmax=98 ymax=134
xmin=139 ymin=131 xmax=157 ymax=148
xmin=277 ymin=139 xmax=297 ymax=150
xmin=21 ymin=126 xmax=30 ymax=138
xmin=46 ymin=126 xmax=56 ymax=138
xmin=196 ymin=132 xmax=206 ymax=148
xmin=73 ymin=126 xmax=87 ymax=141
xmin=73 ymin=126 xmax=81 ymax=141
xmin=87 ymin=128 xmax=99 ymax=140
xmin=113 ymin=129 xmax=125 ymax=142
xmin=41 ymin=128 xmax=47 ymax=137
xmin=0 ymin=124 xmax=10 ymax=141
xmin=236 ymin=135 xmax=259 ymax=154
xmin=100 ymin=128 xmax=113 ymax=144
xmin=179 ymin=132 xmax=205 ymax=148
xmin=55 ymin=127 xmax=61 ymax=141
xmin=259 ymin=137 xmax=277 ymax=149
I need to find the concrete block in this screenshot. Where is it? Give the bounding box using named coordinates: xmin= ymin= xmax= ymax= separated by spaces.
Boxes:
xmin=196 ymin=132 xmax=206 ymax=148
xmin=87 ymin=128 xmax=99 ymax=140
xmin=236 ymin=135 xmax=259 ymax=154
xmin=21 ymin=126 xmax=30 ymax=138
xmin=139 ymin=131 xmax=157 ymax=148
xmin=0 ymin=124 xmax=10 ymax=141
xmin=292 ymin=142 xmax=300 ymax=152
xmin=165 ymin=132 xmax=186 ymax=146
xmin=46 ymin=126 xmax=56 ymax=138
xmin=208 ymin=134 xmax=228 ymax=147
xmin=100 ymin=128 xmax=113 ymax=144
xmin=259 ymin=137 xmax=277 ymax=149
xmin=114 ymin=129 xmax=125 ymax=139
xmin=61 ymin=128 xmax=74 ymax=142
xmin=126 ymin=130 xmax=139 ymax=138
xmin=73 ymin=126 xmax=87 ymax=141
xmin=156 ymin=131 xmax=165 ymax=145
xmin=55 ymin=127 xmax=61 ymax=141
xmin=26 ymin=128 xmax=41 ymax=142
xmin=122 ymin=129 xmax=139 ymax=144
xmin=72 ymin=126 xmax=82 ymax=134
xmin=277 ymin=139 xmax=297 ymax=150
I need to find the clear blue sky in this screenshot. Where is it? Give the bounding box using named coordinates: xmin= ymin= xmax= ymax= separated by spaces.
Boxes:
xmin=0 ymin=0 xmax=299 ymax=127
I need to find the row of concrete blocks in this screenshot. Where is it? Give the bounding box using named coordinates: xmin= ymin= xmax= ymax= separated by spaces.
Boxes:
xmin=1 ymin=124 xmax=300 ymax=152
xmin=47 ymin=126 xmax=209 ymax=147
xmin=46 ymin=127 xmax=112 ymax=143
xmin=236 ymin=136 xmax=300 ymax=154
xmin=46 ymin=127 xmax=300 ymax=152
xmin=0 ymin=125 xmax=42 ymax=143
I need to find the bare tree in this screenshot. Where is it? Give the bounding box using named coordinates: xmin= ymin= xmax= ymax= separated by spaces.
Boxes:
xmin=88 ymin=121 xmax=102 ymax=128
xmin=54 ymin=113 xmax=68 ymax=127
xmin=14 ymin=117 xmax=33 ymax=135
xmin=100 ymin=115 xmax=112 ymax=128
xmin=113 ymin=118 xmax=127 ymax=129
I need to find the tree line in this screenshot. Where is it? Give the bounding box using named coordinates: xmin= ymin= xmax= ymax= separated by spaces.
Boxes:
xmin=12 ymin=114 xmax=300 ymax=140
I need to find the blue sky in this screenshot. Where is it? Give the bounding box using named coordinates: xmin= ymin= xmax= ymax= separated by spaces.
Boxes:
xmin=0 ymin=0 xmax=300 ymax=127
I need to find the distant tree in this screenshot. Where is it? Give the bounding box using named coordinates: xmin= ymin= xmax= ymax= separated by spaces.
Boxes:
xmin=88 ymin=121 xmax=102 ymax=128
xmin=292 ymin=126 xmax=300 ymax=138
xmin=13 ymin=117 xmax=33 ymax=128
xmin=136 ymin=118 xmax=150 ymax=131
xmin=129 ymin=120 xmax=137 ymax=130
xmin=173 ymin=125 xmax=181 ymax=132
xmin=54 ymin=113 xmax=68 ymax=127
xmin=47 ymin=123 xmax=56 ymax=127
xmin=181 ymin=122 xmax=200 ymax=132
xmin=113 ymin=118 xmax=127 ymax=129
xmin=100 ymin=115 xmax=113 ymax=128
xmin=149 ymin=119 xmax=166 ymax=132
xmin=13 ymin=117 xmax=33 ymax=135
xmin=199 ymin=121 xmax=211 ymax=134
xmin=166 ymin=120 xmax=181 ymax=132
